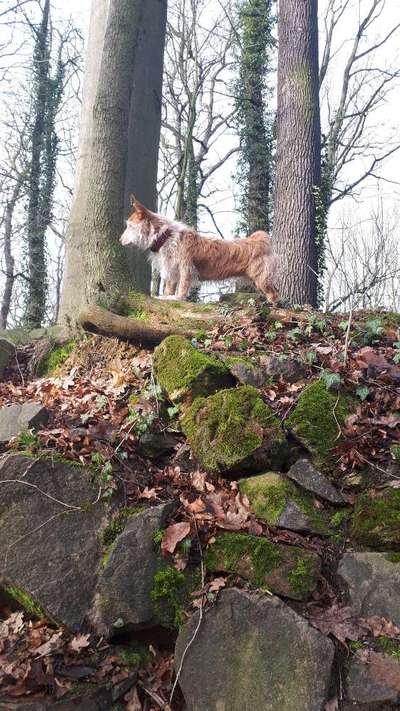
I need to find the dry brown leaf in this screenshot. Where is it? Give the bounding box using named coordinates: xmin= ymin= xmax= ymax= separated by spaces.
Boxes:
xmin=161 ymin=521 xmax=191 ymax=555
xmin=69 ymin=633 xmax=91 ymax=652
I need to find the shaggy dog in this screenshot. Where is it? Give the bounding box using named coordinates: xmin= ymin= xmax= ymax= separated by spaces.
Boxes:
xmin=120 ymin=197 xmax=279 ymax=302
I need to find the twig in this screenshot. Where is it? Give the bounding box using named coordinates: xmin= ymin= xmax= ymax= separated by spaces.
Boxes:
xmin=170 ymin=518 xmax=205 ymax=705
xmin=343 ymin=305 xmax=353 ymax=367
xmin=0 ymin=480 xmax=83 ymax=509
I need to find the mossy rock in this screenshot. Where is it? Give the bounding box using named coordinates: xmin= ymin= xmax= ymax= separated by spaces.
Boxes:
xmin=239 ymin=472 xmax=329 ymax=535
xmin=181 ymin=385 xmax=288 ymax=475
xmin=151 ymin=565 xmax=200 ymax=629
xmin=351 ymin=489 xmax=400 ymax=550
xmin=153 ymin=335 xmax=234 ymax=404
xmin=285 ymin=380 xmax=355 ymax=468
xmin=205 ymin=531 xmax=320 ymax=600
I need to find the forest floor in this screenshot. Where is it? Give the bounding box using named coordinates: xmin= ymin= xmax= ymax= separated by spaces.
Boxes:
xmin=0 ymin=297 xmax=399 ymax=709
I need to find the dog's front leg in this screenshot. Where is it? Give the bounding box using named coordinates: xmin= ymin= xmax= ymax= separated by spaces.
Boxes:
xmin=176 ymin=270 xmax=192 ymax=300
xmin=164 ymin=278 xmax=178 ymax=297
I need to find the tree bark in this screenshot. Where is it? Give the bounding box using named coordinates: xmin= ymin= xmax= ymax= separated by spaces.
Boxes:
xmin=59 ymin=0 xmax=167 ymax=324
xmin=273 ymin=0 xmax=321 ymax=307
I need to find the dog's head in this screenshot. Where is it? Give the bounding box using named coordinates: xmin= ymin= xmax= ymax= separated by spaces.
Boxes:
xmin=120 ymin=197 xmax=156 ymax=250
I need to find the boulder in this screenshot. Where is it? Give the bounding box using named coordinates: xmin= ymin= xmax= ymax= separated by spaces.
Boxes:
xmin=221 ymin=356 xmax=266 ymax=388
xmin=239 ymin=472 xmax=329 ymax=535
xmin=259 ymin=354 xmax=307 ymax=384
xmin=286 ymin=459 xmax=344 ymax=503
xmin=0 ymin=338 xmax=15 ymax=380
xmin=91 ymin=502 xmax=178 ymax=635
xmin=181 ymin=386 xmax=288 ymax=475
xmin=137 ymin=431 xmax=180 ymax=458
xmin=0 ymin=455 xmax=106 ymax=631
xmin=0 ymin=403 xmax=49 ymax=443
xmin=153 ymin=335 xmax=233 ymax=404
xmin=285 ymin=380 xmax=354 ymax=468
xmin=347 ymin=650 xmax=400 ymax=706
xmin=351 ymin=489 xmax=400 ymax=549
xmin=175 ymin=588 xmax=335 ymax=711
xmin=338 ymin=552 xmax=400 ymax=626
xmin=205 ymin=531 xmax=321 ymax=600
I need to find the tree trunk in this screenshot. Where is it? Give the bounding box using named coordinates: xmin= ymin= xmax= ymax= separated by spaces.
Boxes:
xmin=0 ymin=184 xmax=20 ymax=329
xmin=25 ymin=0 xmax=51 ymax=328
xmin=273 ymin=0 xmax=321 ymax=306
xmin=58 ymin=0 xmax=167 ymax=324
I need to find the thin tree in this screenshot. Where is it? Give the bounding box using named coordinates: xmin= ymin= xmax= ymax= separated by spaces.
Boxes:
xmin=273 ymin=0 xmax=321 ymax=306
xmin=235 ymin=0 xmax=275 ymax=235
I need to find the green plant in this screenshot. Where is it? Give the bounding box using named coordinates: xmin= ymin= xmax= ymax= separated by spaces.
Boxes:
xmin=91 ymin=452 xmax=113 ymax=498
xmin=16 ymin=430 xmax=41 ymax=452
xmin=320 ymin=370 xmax=342 ymax=391
xmin=363 ymin=318 xmax=384 ymax=343
xmin=393 ymin=342 xmax=400 ymax=365
xmin=128 ymin=411 xmax=156 ymax=436
xmin=151 ymin=567 xmax=187 ymax=628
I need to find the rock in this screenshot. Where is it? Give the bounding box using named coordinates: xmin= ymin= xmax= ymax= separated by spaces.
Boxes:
xmin=286 ymin=459 xmax=344 ymax=503
xmin=0 ymin=402 xmax=49 ymax=443
xmin=138 ymin=431 xmax=179 ymax=458
xmin=338 ymin=552 xmax=400 ymax=626
xmin=0 ymin=338 xmax=15 ymax=380
xmin=0 ymin=687 xmax=112 ymax=710
xmin=347 ymin=650 xmax=400 ymax=706
xmin=221 ymin=356 xmax=266 ymax=388
xmin=0 ymin=455 xmax=106 ymax=631
xmin=285 ymin=380 xmax=354 ymax=468
xmin=153 ymin=335 xmax=233 ymax=404
xmin=259 ymin=354 xmax=307 ymax=384
xmin=239 ymin=472 xmax=329 ymax=535
xmin=181 ymin=386 xmax=289 ymax=475
xmin=175 ymin=588 xmax=335 ymax=711
xmin=205 ymin=531 xmax=321 ymax=600
xmin=92 ymin=502 xmax=178 ymax=635
xmin=351 ymin=489 xmax=400 ymax=549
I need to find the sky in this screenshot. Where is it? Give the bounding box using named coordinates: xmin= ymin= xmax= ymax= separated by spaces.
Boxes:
xmin=47 ymin=0 xmax=400 ymax=239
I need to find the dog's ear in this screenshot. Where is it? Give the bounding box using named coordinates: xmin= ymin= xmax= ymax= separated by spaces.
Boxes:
xmin=132 ymin=196 xmax=150 ymax=219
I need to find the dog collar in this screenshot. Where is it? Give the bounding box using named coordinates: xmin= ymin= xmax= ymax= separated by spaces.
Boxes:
xmin=150 ymin=228 xmax=172 ymax=253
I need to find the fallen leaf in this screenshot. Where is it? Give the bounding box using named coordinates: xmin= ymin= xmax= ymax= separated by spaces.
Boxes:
xmin=69 ymin=633 xmax=91 ymax=652
xmin=161 ymin=521 xmax=191 ymax=554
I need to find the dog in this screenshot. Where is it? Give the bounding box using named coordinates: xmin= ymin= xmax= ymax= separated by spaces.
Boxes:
xmin=120 ymin=197 xmax=279 ymax=302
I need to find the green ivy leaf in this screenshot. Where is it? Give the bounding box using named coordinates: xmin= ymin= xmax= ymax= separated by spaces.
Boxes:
xmin=320 ymin=370 xmax=341 ymax=391
xmin=356 ymin=386 xmax=370 ymax=401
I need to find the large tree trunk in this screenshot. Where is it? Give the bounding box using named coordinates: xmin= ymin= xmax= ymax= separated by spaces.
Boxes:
xmin=59 ymin=0 xmax=167 ymax=324
xmin=273 ymin=0 xmax=321 ymax=307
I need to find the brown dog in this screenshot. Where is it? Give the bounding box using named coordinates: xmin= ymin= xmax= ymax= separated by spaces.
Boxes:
xmin=120 ymin=198 xmax=279 ymax=302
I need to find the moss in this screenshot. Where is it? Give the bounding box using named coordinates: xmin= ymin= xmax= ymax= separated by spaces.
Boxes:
xmin=182 ymin=386 xmax=287 ymax=474
xmin=153 ymin=335 xmax=233 ymax=403
xmin=102 ymin=507 xmax=145 ymax=547
xmin=390 ymin=445 xmax=400 ymax=462
xmin=117 ymin=643 xmax=151 ymax=669
xmin=102 ymin=540 xmax=117 ymax=567
xmin=151 ymin=566 xmax=195 ymax=629
xmin=330 ymin=509 xmax=352 ymax=528
xmin=239 ymin=472 xmax=329 ymax=534
xmin=205 ymin=531 xmax=282 ymax=587
xmin=285 ymin=380 xmax=355 ymax=467
xmin=204 ymin=531 xmax=320 ymax=599
xmin=376 ymin=636 xmax=400 ymax=661
xmin=38 ymin=341 xmax=75 ymax=376
xmin=351 ymin=489 xmax=400 ymax=549
xmin=385 ymin=552 xmax=400 ymax=563
xmin=5 ymin=585 xmax=46 ymax=618
xmin=287 ymin=558 xmax=316 ymax=597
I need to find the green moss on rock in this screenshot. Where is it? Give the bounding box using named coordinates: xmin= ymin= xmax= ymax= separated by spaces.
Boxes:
xmin=181 ymin=385 xmax=287 ymax=475
xmin=205 ymin=531 xmax=320 ymax=600
xmin=391 ymin=445 xmax=400 ymax=462
xmin=239 ymin=472 xmax=329 ymax=534
xmin=151 ymin=565 xmax=199 ymax=629
xmin=352 ymin=489 xmax=400 ymax=550
xmin=5 ymin=585 xmax=46 ymax=618
xmin=153 ymin=335 xmax=233 ymax=404
xmin=117 ymin=643 xmax=151 ymax=669
xmin=285 ymin=380 xmax=354 ymax=467
xmin=102 ymin=507 xmax=145 ymax=547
